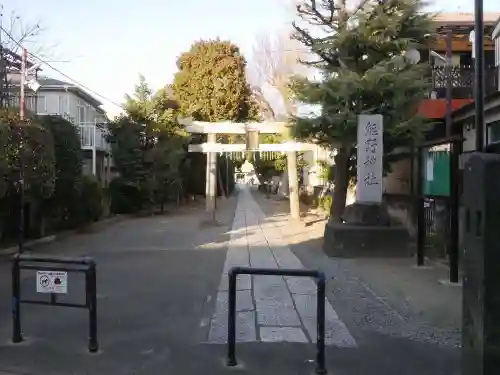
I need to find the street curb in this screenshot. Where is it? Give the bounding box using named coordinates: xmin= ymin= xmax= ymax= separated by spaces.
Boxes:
xmin=0 ymin=235 xmax=57 ymax=256
xmin=0 ymin=215 xmax=128 ymax=256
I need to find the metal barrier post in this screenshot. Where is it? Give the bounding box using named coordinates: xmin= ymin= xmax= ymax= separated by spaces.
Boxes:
xmin=416 ymin=147 xmax=425 ymax=266
xmin=226 ymin=267 xmax=327 ymax=374
xmin=87 ymin=259 xmax=98 ymax=353
xmin=226 ymin=268 xmax=238 ymax=366
xmin=315 ymin=272 xmax=327 ymax=375
xmin=12 ymin=254 xmax=22 ymax=343
xmin=10 ymin=254 xmax=98 ymax=351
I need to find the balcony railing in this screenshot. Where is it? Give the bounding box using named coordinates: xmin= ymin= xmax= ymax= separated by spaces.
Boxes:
xmin=431 ymin=65 xmax=498 ymax=99
xmin=39 ymin=112 xmax=76 ymax=123
xmin=37 ymin=114 xmax=109 ymax=151
xmin=78 ymin=123 xmax=109 ymax=151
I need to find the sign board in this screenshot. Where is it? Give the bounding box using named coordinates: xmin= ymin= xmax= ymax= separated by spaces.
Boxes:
xmin=36 ymin=271 xmax=68 ymax=294
xmin=355 ymin=114 xmax=383 ymax=203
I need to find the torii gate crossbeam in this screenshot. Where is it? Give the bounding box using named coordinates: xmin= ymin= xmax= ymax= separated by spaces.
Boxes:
xmin=179 ymin=118 xmax=302 ymax=222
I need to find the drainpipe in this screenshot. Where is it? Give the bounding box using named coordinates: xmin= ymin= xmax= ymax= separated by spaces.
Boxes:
xmin=92 ymin=120 xmax=97 ymax=176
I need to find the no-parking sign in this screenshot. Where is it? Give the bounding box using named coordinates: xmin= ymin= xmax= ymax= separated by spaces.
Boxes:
xmin=36 ymin=271 xmax=68 ymax=294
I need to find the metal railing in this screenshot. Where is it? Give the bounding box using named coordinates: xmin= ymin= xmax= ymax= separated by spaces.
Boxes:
xmin=226 ymin=266 xmax=327 ymax=375
xmin=431 ymin=65 xmax=498 ymax=99
xmin=32 ymin=113 xmax=109 ymax=151
xmin=12 ymin=253 xmax=99 ymax=353
xmin=423 ymin=197 xmax=450 ymax=257
xmin=39 ymin=112 xmax=75 ymax=123
xmin=78 ymin=123 xmax=109 ymax=150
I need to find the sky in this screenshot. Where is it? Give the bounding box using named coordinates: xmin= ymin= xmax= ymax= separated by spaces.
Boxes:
xmin=1 ymin=0 xmax=499 ymax=118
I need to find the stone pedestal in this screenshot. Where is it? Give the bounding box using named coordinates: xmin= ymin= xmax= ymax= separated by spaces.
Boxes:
xmin=342 ymin=202 xmax=391 ymax=226
xmin=323 ymin=202 xmax=410 ymax=258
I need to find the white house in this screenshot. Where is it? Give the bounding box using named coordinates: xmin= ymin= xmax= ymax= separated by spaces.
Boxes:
xmin=454 ymin=15 xmax=500 ymax=155
xmin=8 ymin=75 xmax=112 ymax=186
xmin=494 ymin=17 xmax=500 ymax=89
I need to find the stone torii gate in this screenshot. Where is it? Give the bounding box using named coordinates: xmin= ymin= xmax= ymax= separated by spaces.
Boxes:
xmin=179 ymin=118 xmax=312 ymax=223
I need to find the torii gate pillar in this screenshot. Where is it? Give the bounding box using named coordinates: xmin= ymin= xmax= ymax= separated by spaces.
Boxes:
xmin=205 ymin=133 xmax=217 ymax=221
xmin=286 ymin=149 xmax=300 ymax=220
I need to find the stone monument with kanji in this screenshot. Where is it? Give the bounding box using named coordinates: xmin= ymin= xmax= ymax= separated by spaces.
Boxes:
xmin=323 ymin=114 xmax=409 ymax=257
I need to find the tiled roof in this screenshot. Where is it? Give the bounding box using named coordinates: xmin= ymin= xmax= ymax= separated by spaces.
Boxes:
xmin=433 ymin=12 xmax=500 ymax=25
xmin=37 ymin=77 xmax=75 ymax=87
xmin=36 ymin=77 xmax=102 ymax=107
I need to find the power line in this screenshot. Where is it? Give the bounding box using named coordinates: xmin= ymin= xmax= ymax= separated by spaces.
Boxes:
xmin=0 ymin=24 xmax=316 ymax=111
xmin=0 ymin=25 xmax=125 ymax=110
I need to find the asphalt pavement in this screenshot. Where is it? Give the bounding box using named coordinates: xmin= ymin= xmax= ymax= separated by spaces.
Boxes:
xmin=0 ymin=186 xmax=461 ymax=375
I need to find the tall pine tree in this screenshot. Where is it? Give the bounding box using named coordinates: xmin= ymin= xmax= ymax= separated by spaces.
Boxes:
xmin=290 ymin=0 xmax=435 ymax=221
xmin=171 ymin=39 xmax=260 ymax=195
xmin=108 ymin=76 xmax=188 ymax=212
xmin=172 ymin=39 xmax=258 ymax=123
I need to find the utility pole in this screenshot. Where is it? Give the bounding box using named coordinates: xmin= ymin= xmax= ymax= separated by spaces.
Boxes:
xmin=18 ymin=48 xmax=27 ymax=253
xmin=0 ymin=5 xmax=5 ymax=108
xmin=92 ymin=120 xmax=97 ymax=176
xmin=474 ymin=0 xmax=485 ymax=151
xmin=20 ymin=49 xmax=27 ymax=120
xmin=445 ymin=29 xmax=460 ymax=284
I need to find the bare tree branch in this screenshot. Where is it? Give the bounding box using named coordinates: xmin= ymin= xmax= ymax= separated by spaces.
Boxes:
xmin=292 ymin=0 xmax=363 ymax=68
xmin=1 ymin=9 xmax=59 ymax=61
xmin=251 ymin=86 xmax=276 ymax=120
xmin=248 ymin=30 xmax=309 ymax=117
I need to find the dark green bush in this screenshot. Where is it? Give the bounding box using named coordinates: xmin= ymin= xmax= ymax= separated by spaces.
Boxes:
xmin=217 ymin=156 xmax=236 ymax=196
xmin=39 ymin=115 xmax=83 ymax=229
xmin=109 ymin=176 xmax=143 ymax=214
xmin=183 ymin=153 xmax=206 ymax=196
xmin=77 ymin=175 xmax=103 ymax=224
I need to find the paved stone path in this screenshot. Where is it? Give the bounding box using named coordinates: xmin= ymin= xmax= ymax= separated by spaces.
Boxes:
xmin=206 ymin=187 xmax=357 ymax=346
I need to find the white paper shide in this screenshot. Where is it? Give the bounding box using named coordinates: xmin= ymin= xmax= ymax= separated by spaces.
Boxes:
xmin=355 ymin=115 xmax=383 ymax=203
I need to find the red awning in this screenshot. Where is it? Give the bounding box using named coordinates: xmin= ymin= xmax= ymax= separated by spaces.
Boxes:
xmin=418 ymin=99 xmax=474 ymax=119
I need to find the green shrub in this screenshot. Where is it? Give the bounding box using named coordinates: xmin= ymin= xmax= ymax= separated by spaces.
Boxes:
xmin=39 ymin=115 xmax=83 ymax=229
xmin=77 ymin=176 xmax=103 ymax=224
xmin=183 ymin=153 xmax=206 ymax=196
xmin=109 ymin=176 xmax=143 ymax=214
xmin=216 ymin=155 xmax=236 ymax=196
xmin=319 ymin=195 xmax=332 ymax=216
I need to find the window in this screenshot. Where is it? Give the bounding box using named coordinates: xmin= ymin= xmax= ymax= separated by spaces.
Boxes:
xmin=494 ymin=38 xmax=498 ymax=65
xmin=37 ymin=96 xmax=47 ymax=113
xmin=25 ymin=96 xmax=36 ymax=112
xmin=78 ymin=106 xmax=86 ymax=124
xmin=58 ymin=95 xmax=66 ymax=114
xmin=459 ymin=53 xmax=473 ymax=67
xmin=488 ymin=121 xmax=500 ymax=144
